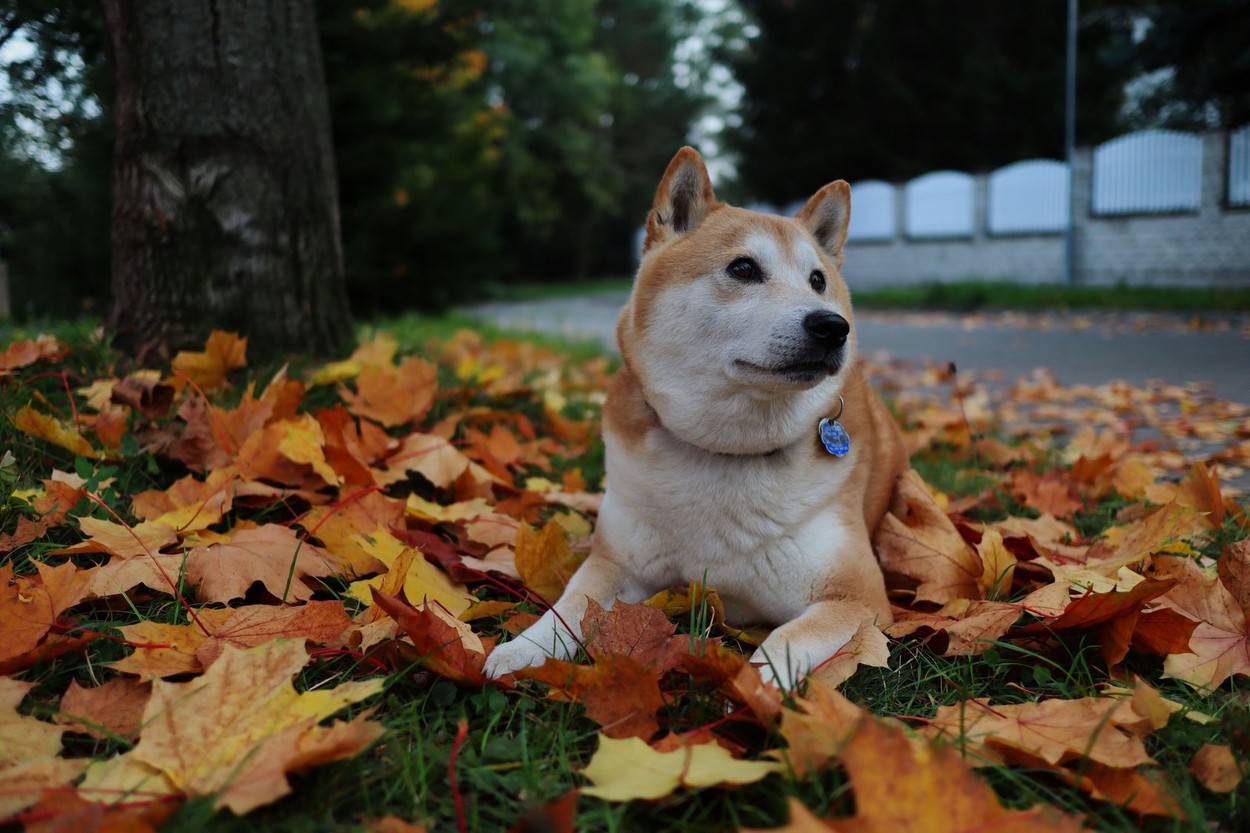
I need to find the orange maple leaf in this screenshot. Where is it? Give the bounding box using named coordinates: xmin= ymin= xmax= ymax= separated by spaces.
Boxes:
xmin=752 ymin=719 xmax=1087 ymax=833
xmin=1156 ymin=542 xmax=1250 ymax=691
xmin=339 ymin=356 xmax=438 ymax=427
xmin=874 ymin=468 xmax=982 ymax=604
xmin=170 ymin=330 xmax=248 ymax=392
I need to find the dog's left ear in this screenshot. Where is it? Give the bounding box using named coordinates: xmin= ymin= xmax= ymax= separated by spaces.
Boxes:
xmin=797 ymin=181 xmax=851 ymax=267
xmin=644 ymin=147 xmax=717 ymax=253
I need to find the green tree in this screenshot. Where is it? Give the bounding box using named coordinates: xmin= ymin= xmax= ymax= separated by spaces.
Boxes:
xmin=726 ymin=0 xmax=1133 ymax=202
xmin=0 ymin=1 xmax=111 ymax=319
xmin=1100 ymin=0 xmax=1250 ymax=130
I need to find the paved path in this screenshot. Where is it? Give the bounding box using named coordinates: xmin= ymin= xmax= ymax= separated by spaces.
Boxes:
xmin=465 ymin=293 xmax=1250 ymax=405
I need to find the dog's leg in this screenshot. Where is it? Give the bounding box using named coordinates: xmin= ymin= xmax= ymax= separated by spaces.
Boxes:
xmin=749 ymin=599 xmax=883 ymax=690
xmin=483 ymin=554 xmax=645 ymax=679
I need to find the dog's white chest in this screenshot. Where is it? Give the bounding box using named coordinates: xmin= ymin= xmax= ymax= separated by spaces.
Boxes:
xmin=600 ymin=429 xmax=856 ymax=622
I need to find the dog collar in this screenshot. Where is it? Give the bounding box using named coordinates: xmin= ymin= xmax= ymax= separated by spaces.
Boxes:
xmin=818 ymin=396 xmax=850 ymax=457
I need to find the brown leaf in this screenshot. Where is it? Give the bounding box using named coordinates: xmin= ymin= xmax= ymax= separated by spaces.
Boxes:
xmin=1017 ymin=577 xmax=1181 ymax=666
xmin=112 ymin=374 xmax=176 ymax=419
xmin=184 ymin=524 xmax=341 ymax=603
xmin=581 ymin=598 xmax=683 ymax=674
xmin=928 ymin=696 xmax=1157 ymax=769
xmin=874 ymin=469 xmax=982 ymax=604
xmin=818 ymin=717 xmax=1087 ymax=833
xmin=194 ymin=600 xmax=353 ymax=666
xmin=0 ymin=479 xmax=84 ymax=553
xmin=886 ymin=599 xmax=1022 ymax=656
xmin=775 ymin=679 xmax=865 ymax=776
xmin=0 ymin=334 xmax=65 ymax=374
xmin=21 ymin=791 xmax=178 ymax=833
xmin=1188 ymin=743 xmax=1244 ymax=793
xmin=679 ymin=642 xmax=782 ymax=723
xmin=57 ymin=677 xmax=152 ymax=741
xmin=130 ymin=469 xmax=236 ymax=534
xmin=1156 ymin=555 xmax=1250 ymax=691
xmin=373 ymin=589 xmax=491 ymax=686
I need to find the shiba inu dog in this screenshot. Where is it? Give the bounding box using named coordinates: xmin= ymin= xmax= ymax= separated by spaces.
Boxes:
xmin=484 ymin=147 xmax=906 ymax=688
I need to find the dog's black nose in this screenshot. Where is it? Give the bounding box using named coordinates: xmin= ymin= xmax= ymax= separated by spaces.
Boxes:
xmin=803 ymin=310 xmax=850 ymax=350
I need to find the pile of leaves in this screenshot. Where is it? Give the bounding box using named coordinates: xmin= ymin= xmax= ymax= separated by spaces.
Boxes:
xmin=1 ymin=325 xmax=1248 ymax=832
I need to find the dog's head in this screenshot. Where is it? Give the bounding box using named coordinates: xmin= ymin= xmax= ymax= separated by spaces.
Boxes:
xmin=618 ymin=147 xmax=857 ymax=454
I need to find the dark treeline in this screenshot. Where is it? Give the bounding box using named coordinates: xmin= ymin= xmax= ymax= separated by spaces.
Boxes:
xmin=1 ymin=0 xmax=1246 ymax=321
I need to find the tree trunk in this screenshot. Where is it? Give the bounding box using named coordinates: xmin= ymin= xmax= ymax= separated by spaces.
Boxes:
xmin=102 ymin=0 xmax=352 ymax=365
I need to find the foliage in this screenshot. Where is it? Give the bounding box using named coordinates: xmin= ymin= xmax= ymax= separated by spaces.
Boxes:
xmin=1100 ymin=0 xmax=1250 ymax=131
xmin=1 ymin=321 xmax=1248 ymax=831
xmin=0 ymin=0 xmax=707 ymax=320
xmin=725 ymin=0 xmax=1136 ymax=200
xmin=0 ymin=0 xmax=111 ymax=319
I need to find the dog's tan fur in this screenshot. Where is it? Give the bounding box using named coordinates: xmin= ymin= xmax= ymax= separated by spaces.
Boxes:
xmin=484 ymin=147 xmax=906 ymax=687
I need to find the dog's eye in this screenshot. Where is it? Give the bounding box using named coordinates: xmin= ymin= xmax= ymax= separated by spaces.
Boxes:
xmin=727 ymin=257 xmax=760 ymax=281
xmin=809 ymin=270 xmax=826 ymax=293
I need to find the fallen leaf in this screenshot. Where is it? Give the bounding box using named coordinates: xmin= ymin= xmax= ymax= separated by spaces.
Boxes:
xmin=0 ymin=677 xmax=87 ymax=817
xmin=57 ymin=677 xmax=152 ymax=741
xmin=111 ymin=640 xmax=383 ymax=814
xmin=1188 ymin=743 xmax=1243 ymax=793
xmin=775 ymin=679 xmax=865 ymax=776
xmin=184 ymin=523 xmax=342 ymax=603
xmin=194 ymin=600 xmax=353 ymax=666
xmin=581 ymin=598 xmax=684 ymax=674
xmin=14 ymin=404 xmax=97 ymax=457
xmin=170 ymin=330 xmax=247 ymax=392
xmin=340 ymin=356 xmax=438 ymax=427
xmin=514 ymin=521 xmax=584 ymax=602
xmin=886 ymin=599 xmax=1021 ymax=656
xmin=874 ymin=468 xmax=982 ymax=604
xmin=1156 ymin=553 xmax=1250 ymax=691
xmin=580 ymin=734 xmax=781 ymax=801
xmin=928 ymin=696 xmax=1157 ymax=769
xmin=817 ymin=717 xmax=1087 ymax=832
xmin=809 ymin=617 xmax=891 ymax=687
xmin=373 ymin=590 xmax=491 ymax=686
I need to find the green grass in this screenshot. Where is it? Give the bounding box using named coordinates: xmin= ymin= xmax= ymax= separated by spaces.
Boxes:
xmin=2 ymin=315 xmax=1248 ymax=832
xmin=850 ymin=280 xmax=1250 ymax=313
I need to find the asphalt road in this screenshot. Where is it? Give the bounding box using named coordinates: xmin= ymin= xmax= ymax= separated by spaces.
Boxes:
xmin=465 ymin=292 xmax=1250 ymax=406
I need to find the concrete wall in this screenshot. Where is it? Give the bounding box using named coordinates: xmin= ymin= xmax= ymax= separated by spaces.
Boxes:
xmin=841 ymin=128 xmax=1250 ymax=288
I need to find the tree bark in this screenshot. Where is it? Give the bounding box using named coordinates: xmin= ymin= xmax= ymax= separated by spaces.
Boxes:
xmin=102 ymin=0 xmax=352 ymax=364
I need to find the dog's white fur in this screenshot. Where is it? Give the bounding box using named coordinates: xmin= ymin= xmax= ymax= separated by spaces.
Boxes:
xmin=484 ymin=147 xmax=906 ymax=688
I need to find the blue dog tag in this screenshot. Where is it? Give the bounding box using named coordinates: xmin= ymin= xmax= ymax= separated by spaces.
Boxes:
xmin=818 ymin=417 xmax=850 ymax=457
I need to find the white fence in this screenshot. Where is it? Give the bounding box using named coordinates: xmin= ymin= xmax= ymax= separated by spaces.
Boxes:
xmin=835 ymin=127 xmax=1250 ymax=286
xmin=1231 ymin=125 xmax=1250 ymax=208
xmin=1092 ymin=129 xmax=1202 ymax=215
xmin=988 ymin=159 xmax=1070 ymax=234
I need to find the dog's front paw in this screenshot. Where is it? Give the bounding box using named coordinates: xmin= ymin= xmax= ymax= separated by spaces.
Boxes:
xmin=483 ymin=638 xmax=553 ymax=680
xmin=749 ymin=642 xmax=810 ymax=691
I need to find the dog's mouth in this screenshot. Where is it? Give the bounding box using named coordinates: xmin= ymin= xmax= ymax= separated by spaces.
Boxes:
xmin=735 ymin=357 xmax=841 ymax=383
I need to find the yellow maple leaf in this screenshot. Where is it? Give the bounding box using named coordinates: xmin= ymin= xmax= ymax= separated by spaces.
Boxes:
xmin=13 ymin=404 xmax=97 ymax=458
xmin=345 ymin=528 xmax=471 ymax=616
xmin=581 ymin=734 xmax=781 ymax=801
xmin=106 ymin=640 xmax=383 ymax=814
xmin=171 ymin=330 xmax=248 ymax=392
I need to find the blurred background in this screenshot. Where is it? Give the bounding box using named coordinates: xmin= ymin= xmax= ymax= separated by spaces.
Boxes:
xmin=1 ymin=0 xmax=1247 ymax=326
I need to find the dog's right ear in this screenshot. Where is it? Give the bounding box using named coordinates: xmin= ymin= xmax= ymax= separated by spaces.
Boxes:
xmin=644 ymin=147 xmax=716 ymax=253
